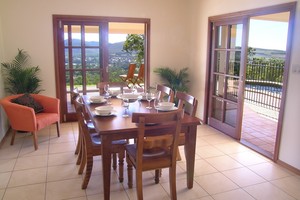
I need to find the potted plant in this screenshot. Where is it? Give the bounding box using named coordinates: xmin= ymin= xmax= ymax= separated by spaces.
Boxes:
xmin=1 ymin=49 xmax=43 ymax=94
xmin=154 ymin=67 xmax=190 ymax=93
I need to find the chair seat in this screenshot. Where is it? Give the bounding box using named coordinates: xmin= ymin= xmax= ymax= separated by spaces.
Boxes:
xmin=36 ymin=113 xmax=59 ymax=130
xmin=90 ymin=133 xmax=127 ymax=146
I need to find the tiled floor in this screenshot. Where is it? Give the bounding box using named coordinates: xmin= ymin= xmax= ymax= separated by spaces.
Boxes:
xmin=0 ymin=123 xmax=299 ymax=200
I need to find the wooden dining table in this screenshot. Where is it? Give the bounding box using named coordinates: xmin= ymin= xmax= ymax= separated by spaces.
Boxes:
xmin=82 ymin=95 xmax=201 ymax=199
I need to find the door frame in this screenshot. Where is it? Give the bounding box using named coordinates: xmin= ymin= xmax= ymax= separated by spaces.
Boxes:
xmin=53 ymin=15 xmax=151 ymax=122
xmin=204 ymin=2 xmax=296 ymax=161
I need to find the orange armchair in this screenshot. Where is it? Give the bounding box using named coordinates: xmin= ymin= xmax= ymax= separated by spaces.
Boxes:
xmin=0 ymin=94 xmax=60 ymax=150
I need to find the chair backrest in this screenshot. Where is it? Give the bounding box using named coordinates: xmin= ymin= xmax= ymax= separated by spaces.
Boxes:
xmin=97 ymin=82 xmax=126 ymax=95
xmin=156 ymin=84 xmax=174 ymax=102
xmin=175 ymin=91 xmax=198 ymax=117
xmin=132 ymin=110 xmax=182 ymax=164
xmin=126 ymin=63 xmax=136 ymax=79
xmin=137 ymin=64 xmax=144 ymax=79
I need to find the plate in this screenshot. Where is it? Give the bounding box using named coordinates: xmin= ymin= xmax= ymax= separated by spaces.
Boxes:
xmin=94 ymin=110 xmax=117 ymax=116
xmin=88 ymin=99 xmax=107 ymax=104
xmin=156 ymin=106 xmax=178 ymax=112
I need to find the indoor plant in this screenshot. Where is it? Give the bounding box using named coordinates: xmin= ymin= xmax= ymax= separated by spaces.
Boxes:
xmin=1 ymin=49 xmax=43 ymax=94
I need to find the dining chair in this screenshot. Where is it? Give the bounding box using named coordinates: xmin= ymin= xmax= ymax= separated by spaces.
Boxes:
xmin=133 ymin=64 xmax=144 ymax=87
xmin=74 ymin=97 xmax=127 ymax=189
xmin=126 ymin=110 xmax=183 ymax=200
xmin=156 ymin=84 xmax=174 ymax=102
xmin=119 ymin=63 xmax=136 ymax=87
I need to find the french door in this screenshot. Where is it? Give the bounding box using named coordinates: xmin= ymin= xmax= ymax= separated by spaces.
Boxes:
xmin=208 ymin=18 xmax=248 ymax=139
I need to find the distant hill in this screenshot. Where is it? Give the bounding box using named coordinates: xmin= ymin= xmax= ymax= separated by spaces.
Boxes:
xmin=252 ymin=48 xmax=286 ymax=59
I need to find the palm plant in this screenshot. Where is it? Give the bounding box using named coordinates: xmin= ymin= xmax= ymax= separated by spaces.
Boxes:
xmin=1 ymin=49 xmax=43 ymax=94
xmin=154 ymin=67 xmax=190 ymax=92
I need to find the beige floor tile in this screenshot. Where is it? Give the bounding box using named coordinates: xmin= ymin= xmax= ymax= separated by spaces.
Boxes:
xmin=69 ymin=197 xmax=88 ymax=200
xmin=14 ymin=155 xmax=48 ymax=170
xmin=222 ymin=167 xmax=266 ymax=187
xmin=88 ymin=190 xmax=129 ymax=200
xmin=212 ymin=188 xmax=255 ymax=200
xmin=248 ymin=162 xmax=293 ymax=181
xmin=3 ymin=183 xmax=46 ymax=200
xmin=178 ymin=159 xmax=217 ymax=176
xmin=46 ymin=178 xmax=86 ymax=200
xmin=201 ymin=134 xmax=234 ymax=145
xmin=49 ymin=132 xmax=76 ymax=144
xmin=196 ymin=196 xmax=214 ymax=200
xmin=0 ymin=189 xmax=5 ymax=199
xmin=47 ymin=163 xmax=81 ymax=182
xmin=229 ymin=151 xmax=269 ymax=166
xmin=0 ymin=172 xmax=11 ymax=189
xmin=126 ymin=183 xmax=169 ymax=200
xmin=196 ymin=145 xmax=225 ymax=158
xmin=49 ymin=141 xmax=76 ymax=154
xmin=0 ymin=159 xmax=16 ymax=172
xmin=205 ymin=155 xmax=243 ymax=171
xmin=213 ymin=142 xmax=251 ymax=154
xmin=8 ymin=167 xmax=47 ymax=187
xmin=195 ymin=172 xmax=239 ymax=195
xmin=244 ymin=182 xmax=296 ymax=200
xmin=18 ymin=143 xmax=49 ymax=157
xmin=271 ymin=176 xmax=300 ymax=199
xmin=48 ymin=152 xmax=78 ymax=166
xmin=161 ymin=179 xmax=208 ymax=199
xmin=0 ymin=145 xmax=21 ymax=159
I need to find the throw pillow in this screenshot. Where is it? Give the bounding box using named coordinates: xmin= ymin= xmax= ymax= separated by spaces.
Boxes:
xmin=11 ymin=94 xmax=44 ymax=113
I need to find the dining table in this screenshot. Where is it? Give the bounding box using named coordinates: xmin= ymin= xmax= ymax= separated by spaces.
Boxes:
xmin=82 ymin=95 xmax=201 ymax=199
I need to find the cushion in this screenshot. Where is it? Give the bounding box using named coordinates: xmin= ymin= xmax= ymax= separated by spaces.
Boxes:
xmin=11 ymin=94 xmax=44 ymax=113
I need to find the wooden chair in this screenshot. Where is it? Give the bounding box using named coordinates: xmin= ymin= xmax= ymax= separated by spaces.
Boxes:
xmin=0 ymin=94 xmax=60 ymax=150
xmin=74 ymin=97 xmax=127 ymax=189
xmin=126 ymin=110 xmax=182 ymax=200
xmin=133 ymin=64 xmax=145 ymax=87
xmin=97 ymin=82 xmax=126 ymax=96
xmin=156 ymin=84 xmax=174 ymax=102
xmin=119 ymin=63 xmax=136 ymax=87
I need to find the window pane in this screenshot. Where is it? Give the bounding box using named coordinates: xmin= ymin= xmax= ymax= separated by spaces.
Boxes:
xmin=213 ymin=74 xmax=224 ymax=97
xmin=65 ymin=48 xmax=69 ymax=69
xmin=85 ymin=26 xmax=99 ymax=46
xmin=230 ymin=24 xmax=243 ymax=49
xmin=71 ymin=25 xmax=81 ymax=46
xmin=86 ymin=49 xmax=100 ymax=69
xmin=65 ymin=71 xmax=70 ymax=92
xmin=224 ymin=102 xmax=237 ymax=127
xmin=72 ymin=48 xmax=82 ymax=69
xmin=214 ymin=51 xmax=226 ymax=73
xmin=73 ymin=71 xmax=83 ymax=90
xmin=211 ymin=97 xmax=223 ymax=121
xmin=226 ymin=77 xmax=239 ymax=102
xmin=228 ymin=51 xmax=241 ymax=76
xmin=86 ymin=71 xmax=100 ymax=89
xmin=64 ymin=25 xmax=69 ymax=46
xmin=216 ymin=25 xmax=228 ymax=48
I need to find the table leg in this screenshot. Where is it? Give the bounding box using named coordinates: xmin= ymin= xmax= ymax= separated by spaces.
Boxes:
xmin=184 ymin=125 xmax=197 ymax=189
xmin=101 ymin=135 xmax=112 ymax=200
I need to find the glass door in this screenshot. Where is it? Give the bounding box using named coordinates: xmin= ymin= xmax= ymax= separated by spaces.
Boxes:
xmin=208 ymin=19 xmax=247 ymax=139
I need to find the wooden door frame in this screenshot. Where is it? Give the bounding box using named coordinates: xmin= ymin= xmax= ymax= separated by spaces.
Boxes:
xmin=204 ymin=2 xmax=296 ymax=161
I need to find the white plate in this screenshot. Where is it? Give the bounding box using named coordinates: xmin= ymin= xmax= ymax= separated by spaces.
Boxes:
xmin=156 ymin=106 xmax=178 ymax=112
xmin=94 ymin=110 xmax=117 ymax=116
xmin=88 ymin=99 xmax=107 ymax=104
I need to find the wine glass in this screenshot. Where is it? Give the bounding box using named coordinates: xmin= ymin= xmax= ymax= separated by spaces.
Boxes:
xmin=122 ymin=98 xmax=129 ymax=117
xmin=146 ymin=92 xmax=154 ymax=109
xmin=104 ymin=84 xmax=112 ymax=104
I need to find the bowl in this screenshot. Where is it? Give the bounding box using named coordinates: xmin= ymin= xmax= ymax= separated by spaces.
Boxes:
xmin=120 ymin=94 xmax=141 ymax=103
xmin=158 ymin=102 xmax=175 ymax=110
xmin=95 ymin=106 xmax=113 ymax=115
xmin=89 ymin=96 xmax=105 ymax=103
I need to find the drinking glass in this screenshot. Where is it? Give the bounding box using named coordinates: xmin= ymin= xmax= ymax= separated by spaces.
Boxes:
xmin=122 ymin=98 xmax=129 ymax=117
xmin=146 ymin=92 xmax=154 ymax=109
xmin=104 ymin=84 xmax=112 ymax=104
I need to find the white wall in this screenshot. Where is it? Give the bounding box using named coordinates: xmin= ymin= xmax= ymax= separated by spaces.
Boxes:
xmin=188 ymin=0 xmax=300 ymax=170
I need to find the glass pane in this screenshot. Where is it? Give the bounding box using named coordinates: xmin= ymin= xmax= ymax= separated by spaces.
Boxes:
xmin=224 ymin=102 xmax=237 ymax=127
xmin=226 ymin=77 xmax=239 ymax=102
xmin=65 ymin=71 xmax=70 ymax=92
xmin=86 ymin=71 xmax=100 ymax=90
xmin=213 ymin=74 xmax=224 ymax=97
xmin=216 ymin=26 xmax=228 ymax=48
xmin=71 ymin=25 xmax=81 ymax=46
xmin=230 ymin=24 xmax=243 ymax=49
xmin=85 ymin=26 xmax=99 ymax=46
xmin=64 ymin=25 xmax=69 ymax=46
xmin=214 ymin=51 xmax=226 ymax=73
xmin=86 ymin=49 xmax=100 ymax=69
xmin=211 ymin=97 xmax=223 ymax=121
xmin=228 ymin=51 xmax=241 ymax=76
xmin=65 ymin=48 xmax=69 ymax=69
xmin=73 ymin=71 xmax=83 ymax=91
xmin=72 ymin=48 xmax=82 ymax=69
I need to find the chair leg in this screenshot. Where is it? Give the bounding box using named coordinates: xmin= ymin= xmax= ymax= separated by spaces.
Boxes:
xmin=78 ymin=141 xmax=86 ymax=174
xmin=136 ymin=168 xmax=143 ymax=200
xmin=127 ymin=156 xmax=133 ymax=188
xmin=81 ymin=152 xmax=93 ymax=189
xmin=118 ymin=151 xmax=125 ymax=183
xmin=76 ymin=136 xmax=83 ymax=165
xmin=169 ymin=167 xmax=177 ymax=200
xmin=10 ymin=129 xmax=17 ymax=145
xmin=75 ymin=126 xmax=82 ymax=155
xmin=56 ymin=121 xmax=60 ymax=137
xmin=32 ymin=131 xmax=38 ymax=150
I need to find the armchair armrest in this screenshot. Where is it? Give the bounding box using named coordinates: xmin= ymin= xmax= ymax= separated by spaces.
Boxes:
xmin=32 ymin=94 xmax=60 ymax=114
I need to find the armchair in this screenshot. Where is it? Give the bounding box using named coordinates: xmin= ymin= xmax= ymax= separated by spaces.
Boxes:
xmin=0 ymin=94 xmax=60 ymax=150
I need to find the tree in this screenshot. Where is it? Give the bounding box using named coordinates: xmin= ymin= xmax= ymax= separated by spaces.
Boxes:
xmin=122 ymin=34 xmax=144 ymax=65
